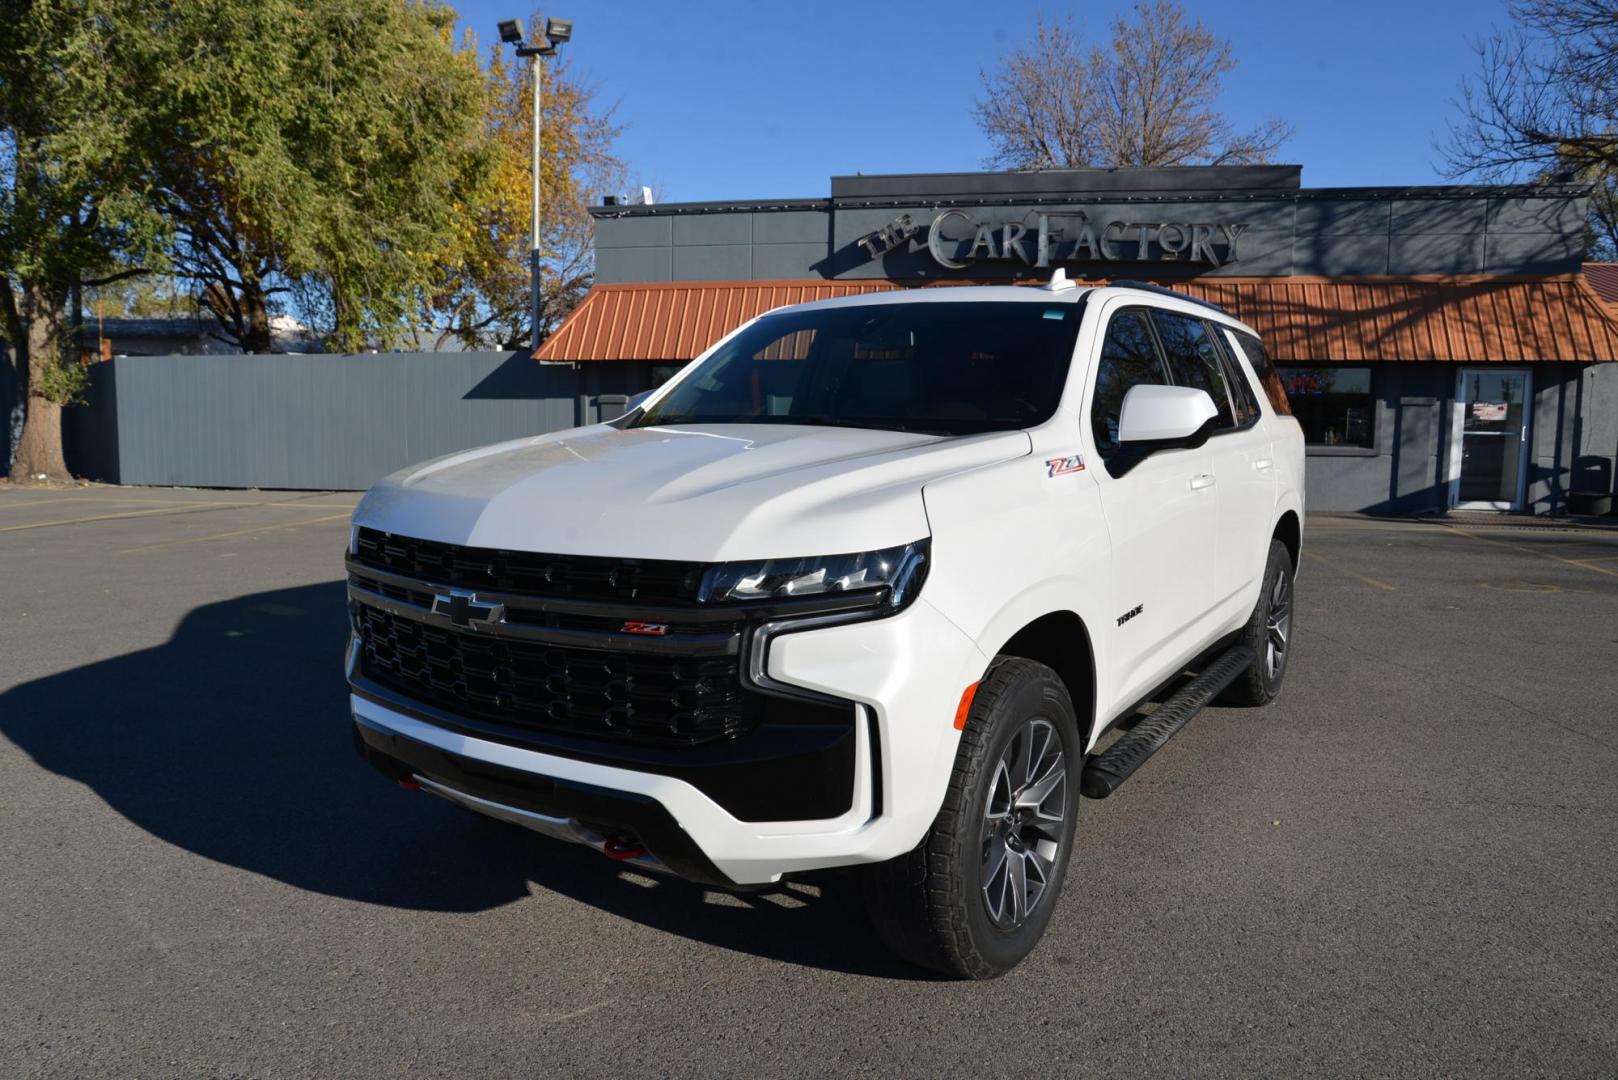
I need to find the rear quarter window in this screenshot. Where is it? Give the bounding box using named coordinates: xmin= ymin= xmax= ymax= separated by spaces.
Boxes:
xmin=1229 ymin=330 xmax=1292 ymax=416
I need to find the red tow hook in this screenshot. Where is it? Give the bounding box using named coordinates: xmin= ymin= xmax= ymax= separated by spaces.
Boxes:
xmin=601 ymin=836 xmax=647 ymax=861
xmin=397 ymin=775 xmax=421 ymax=791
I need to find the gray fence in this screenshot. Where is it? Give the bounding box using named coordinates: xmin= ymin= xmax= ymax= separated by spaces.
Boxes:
xmin=65 ymin=351 xmax=647 ymax=490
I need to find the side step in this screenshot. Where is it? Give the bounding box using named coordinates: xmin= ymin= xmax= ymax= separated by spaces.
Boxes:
xmin=1079 ymin=644 xmax=1256 ymax=799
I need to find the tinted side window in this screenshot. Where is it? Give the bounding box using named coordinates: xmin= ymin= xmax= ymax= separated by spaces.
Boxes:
xmin=1091 ymin=309 xmax=1170 ymax=455
xmin=1151 ymin=310 xmax=1235 ymax=429
xmin=1231 ymin=330 xmax=1292 ymax=416
xmin=1211 ymin=323 xmax=1261 ymax=426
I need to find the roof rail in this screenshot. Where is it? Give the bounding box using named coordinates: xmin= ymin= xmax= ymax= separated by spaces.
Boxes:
xmin=1107 ymin=279 xmax=1228 ymax=314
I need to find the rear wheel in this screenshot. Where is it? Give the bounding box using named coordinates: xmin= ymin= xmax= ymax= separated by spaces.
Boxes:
xmin=1222 ymin=539 xmax=1294 ymax=706
xmin=863 ymin=657 xmax=1080 ymax=979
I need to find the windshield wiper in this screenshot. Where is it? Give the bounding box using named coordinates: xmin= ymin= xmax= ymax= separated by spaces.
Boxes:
xmin=788 ymin=415 xmax=954 ymax=436
xmin=631 ymin=413 xmax=958 ymax=436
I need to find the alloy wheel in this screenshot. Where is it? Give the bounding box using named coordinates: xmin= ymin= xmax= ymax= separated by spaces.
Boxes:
xmin=980 ymin=717 xmax=1068 ymax=930
xmin=1265 ymin=566 xmax=1292 ymax=680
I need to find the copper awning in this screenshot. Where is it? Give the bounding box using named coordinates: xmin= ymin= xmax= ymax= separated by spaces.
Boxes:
xmin=1583 ymin=262 xmax=1618 ymax=308
xmin=535 ymin=275 xmax=1618 ymax=364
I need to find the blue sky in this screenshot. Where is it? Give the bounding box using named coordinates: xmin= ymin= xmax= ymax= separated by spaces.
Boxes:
xmin=452 ymin=0 xmax=1514 ymax=201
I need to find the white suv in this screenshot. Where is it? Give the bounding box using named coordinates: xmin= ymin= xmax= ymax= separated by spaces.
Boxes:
xmin=345 ymin=277 xmax=1305 ymax=978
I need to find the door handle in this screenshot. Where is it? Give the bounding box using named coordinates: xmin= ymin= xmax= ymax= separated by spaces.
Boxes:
xmin=1254 ymin=458 xmax=1274 ymax=471
xmin=1189 ymin=474 xmax=1216 ymax=490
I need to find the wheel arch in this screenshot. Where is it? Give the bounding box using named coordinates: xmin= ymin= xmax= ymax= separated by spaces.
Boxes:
xmin=990 ymin=610 xmax=1098 ymax=749
xmin=1273 ymin=509 xmax=1301 ymax=571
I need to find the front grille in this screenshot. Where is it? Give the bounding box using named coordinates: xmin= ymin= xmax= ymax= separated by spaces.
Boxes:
xmin=353 ymin=527 xmax=706 ymax=606
xmin=352 ymin=602 xmax=753 ymax=746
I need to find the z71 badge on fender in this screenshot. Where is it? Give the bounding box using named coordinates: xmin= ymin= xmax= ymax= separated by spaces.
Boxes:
xmin=1045 ymin=454 xmax=1085 ymax=477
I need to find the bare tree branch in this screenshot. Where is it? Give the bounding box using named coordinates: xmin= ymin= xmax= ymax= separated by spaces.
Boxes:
xmin=975 ymin=2 xmax=1291 ymax=169
xmin=1442 ymin=0 xmax=1618 ymax=258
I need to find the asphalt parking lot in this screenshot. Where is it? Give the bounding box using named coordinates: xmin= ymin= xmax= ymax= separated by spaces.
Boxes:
xmin=2 ymin=485 xmax=1616 ymax=1077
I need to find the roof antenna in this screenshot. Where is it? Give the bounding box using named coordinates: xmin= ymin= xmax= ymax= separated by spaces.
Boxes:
xmin=1045 ymin=267 xmax=1076 ymax=292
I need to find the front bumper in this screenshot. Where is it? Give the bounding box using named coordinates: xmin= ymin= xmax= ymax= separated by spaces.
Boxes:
xmin=349 ymin=596 xmax=987 ymax=886
xmin=352 ymin=714 xmax=733 ymax=885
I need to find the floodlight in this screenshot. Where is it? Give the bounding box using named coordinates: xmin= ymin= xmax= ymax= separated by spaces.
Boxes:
xmin=497 ymin=19 xmax=524 ymax=44
xmin=545 ymin=18 xmax=572 ymax=44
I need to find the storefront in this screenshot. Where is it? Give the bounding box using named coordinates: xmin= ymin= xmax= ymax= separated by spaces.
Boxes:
xmin=537 ymin=166 xmax=1618 ymax=515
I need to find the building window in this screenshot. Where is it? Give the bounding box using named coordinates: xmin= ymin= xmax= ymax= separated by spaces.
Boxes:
xmin=1277 ymin=366 xmax=1375 ymax=448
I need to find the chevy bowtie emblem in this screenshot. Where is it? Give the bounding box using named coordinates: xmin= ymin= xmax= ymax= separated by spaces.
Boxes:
xmin=432 ymin=589 xmax=506 ymax=630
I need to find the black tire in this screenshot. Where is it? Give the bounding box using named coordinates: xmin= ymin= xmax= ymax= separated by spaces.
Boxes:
xmin=1221 ymin=539 xmax=1295 ymax=707
xmin=862 ymin=657 xmax=1081 ymax=979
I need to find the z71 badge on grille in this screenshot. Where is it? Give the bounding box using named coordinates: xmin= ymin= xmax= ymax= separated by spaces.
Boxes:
xmin=620 ymin=621 xmax=670 ymax=636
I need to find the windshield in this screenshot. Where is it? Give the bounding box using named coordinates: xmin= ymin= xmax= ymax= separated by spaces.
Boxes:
xmin=628 ymin=299 xmax=1084 ymax=437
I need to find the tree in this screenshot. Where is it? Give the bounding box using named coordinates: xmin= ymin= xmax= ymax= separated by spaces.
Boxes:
xmin=84 ymin=276 xmax=193 ymax=322
xmin=1 ymin=0 xmax=164 ymax=481
xmin=144 ymin=0 xmax=491 ymax=353
xmin=415 ymin=36 xmax=626 ymax=351
xmin=1442 ymin=0 xmax=1618 ymax=259
xmin=1586 ymin=173 xmax=1618 ymax=260
xmin=976 ymin=2 xmax=1292 ymax=170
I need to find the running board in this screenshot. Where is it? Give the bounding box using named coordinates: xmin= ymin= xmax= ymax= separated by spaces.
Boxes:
xmin=1080 ymin=644 xmax=1256 ymax=799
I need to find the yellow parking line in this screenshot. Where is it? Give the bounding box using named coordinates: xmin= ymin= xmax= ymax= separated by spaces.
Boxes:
xmin=120 ymin=511 xmax=352 ymax=553
xmin=0 ymin=496 xmax=247 ymax=511
xmin=0 ymin=502 xmax=262 ymax=533
xmin=1 ymin=494 xmax=352 ymax=518
xmin=0 ymin=497 xmax=82 ymax=509
xmin=1477 ymin=581 xmax=1584 ymax=594
xmin=251 ymin=502 xmax=361 ymax=511
xmin=1436 ymin=524 xmax=1618 ymax=580
xmin=1304 ymin=550 xmax=1396 ymax=591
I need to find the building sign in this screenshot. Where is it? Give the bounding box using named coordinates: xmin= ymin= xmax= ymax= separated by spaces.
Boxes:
xmin=858 ymin=209 xmax=1250 ymax=269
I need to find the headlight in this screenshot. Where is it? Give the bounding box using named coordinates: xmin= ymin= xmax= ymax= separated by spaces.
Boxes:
xmin=698 ymin=539 xmax=930 ymax=609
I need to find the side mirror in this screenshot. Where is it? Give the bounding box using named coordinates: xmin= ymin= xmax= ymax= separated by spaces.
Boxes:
xmin=1118 ymin=384 xmax=1218 ymax=444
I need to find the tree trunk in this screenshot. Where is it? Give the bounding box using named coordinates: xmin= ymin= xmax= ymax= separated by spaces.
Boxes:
xmin=10 ymin=395 xmax=66 ymax=482
xmin=8 ymin=284 xmax=71 ymax=482
xmin=241 ymin=284 xmax=273 ymax=353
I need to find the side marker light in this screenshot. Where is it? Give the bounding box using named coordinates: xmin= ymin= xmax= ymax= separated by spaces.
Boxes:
xmin=953 ymin=681 xmax=981 ymax=731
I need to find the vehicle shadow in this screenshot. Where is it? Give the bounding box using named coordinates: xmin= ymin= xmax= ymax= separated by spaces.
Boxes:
xmin=0 ymin=581 xmax=930 ymax=980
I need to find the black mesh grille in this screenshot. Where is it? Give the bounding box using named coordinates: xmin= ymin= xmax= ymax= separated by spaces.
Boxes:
xmin=353 ymin=527 xmax=706 ymax=606
xmin=352 ymin=602 xmax=753 ymax=746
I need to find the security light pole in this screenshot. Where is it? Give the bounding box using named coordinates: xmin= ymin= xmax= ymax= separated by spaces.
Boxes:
xmin=498 ymin=16 xmax=572 ymax=352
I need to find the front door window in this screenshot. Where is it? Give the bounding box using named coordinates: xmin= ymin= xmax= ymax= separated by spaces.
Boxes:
xmin=1453 ymin=370 xmax=1530 ymax=510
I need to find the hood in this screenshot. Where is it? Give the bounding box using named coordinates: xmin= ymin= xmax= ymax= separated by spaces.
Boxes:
xmin=354 ymin=423 xmax=1032 ymax=561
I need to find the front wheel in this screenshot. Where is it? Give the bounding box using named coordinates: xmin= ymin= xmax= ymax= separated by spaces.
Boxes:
xmin=863 ymin=657 xmax=1080 ymax=979
xmin=1221 ymin=539 xmax=1295 ymax=706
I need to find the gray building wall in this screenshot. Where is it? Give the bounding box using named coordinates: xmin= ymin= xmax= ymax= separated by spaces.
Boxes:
xmin=47 ymin=351 xmax=1617 ymax=510
xmin=596 ymin=207 xmax=832 ymax=284
xmin=1299 ymin=362 xmax=1615 ymax=515
xmin=64 ymin=352 xmax=646 ymax=491
xmin=593 ymin=170 xmax=1588 ymax=285
xmin=1575 ymin=363 xmax=1618 ymax=497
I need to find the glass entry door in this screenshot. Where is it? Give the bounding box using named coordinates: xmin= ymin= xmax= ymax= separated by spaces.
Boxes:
xmin=1450 ymin=369 xmax=1531 ymax=510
